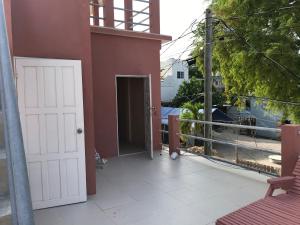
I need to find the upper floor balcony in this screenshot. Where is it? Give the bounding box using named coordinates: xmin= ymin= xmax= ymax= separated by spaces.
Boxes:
xmin=89 ymin=0 xmax=160 ymax=34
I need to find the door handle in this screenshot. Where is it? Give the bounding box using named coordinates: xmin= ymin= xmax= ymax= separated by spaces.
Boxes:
xmin=150 ymin=106 xmax=156 ymax=112
xmin=77 ymin=128 xmax=83 ymax=134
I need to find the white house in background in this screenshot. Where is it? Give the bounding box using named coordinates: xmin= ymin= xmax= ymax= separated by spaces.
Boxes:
xmin=161 ymin=58 xmax=189 ymax=103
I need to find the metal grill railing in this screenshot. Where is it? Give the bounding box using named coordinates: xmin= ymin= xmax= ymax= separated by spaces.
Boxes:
xmin=162 ymin=117 xmax=282 ymax=176
xmin=89 ymin=1 xmax=105 ymax=26
xmin=90 ymin=0 xmax=151 ymax=32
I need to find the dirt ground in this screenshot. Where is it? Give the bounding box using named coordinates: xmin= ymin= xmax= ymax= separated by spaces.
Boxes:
xmin=213 ymin=129 xmax=281 ymax=153
xmin=176 ymin=129 xmax=282 ymax=174
xmin=213 ymin=130 xmax=281 ymax=170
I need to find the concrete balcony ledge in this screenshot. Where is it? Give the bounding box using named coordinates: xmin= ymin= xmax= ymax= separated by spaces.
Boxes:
xmin=90 ymin=26 xmax=172 ymax=43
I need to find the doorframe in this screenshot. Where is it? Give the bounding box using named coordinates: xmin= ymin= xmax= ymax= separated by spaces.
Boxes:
xmin=115 ymin=74 xmax=153 ymax=157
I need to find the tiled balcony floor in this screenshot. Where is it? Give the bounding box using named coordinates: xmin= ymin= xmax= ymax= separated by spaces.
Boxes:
xmin=34 ymin=151 xmax=271 ymax=225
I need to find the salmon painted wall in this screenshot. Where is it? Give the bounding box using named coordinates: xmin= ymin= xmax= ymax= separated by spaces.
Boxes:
xmin=10 ymin=0 xmax=96 ymax=194
xmin=4 ymin=0 xmax=13 ymax=54
xmin=91 ymin=32 xmax=162 ymax=158
xmin=281 ymin=125 xmax=300 ymax=177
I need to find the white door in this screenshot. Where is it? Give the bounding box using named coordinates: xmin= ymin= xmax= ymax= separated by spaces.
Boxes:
xmin=15 ymin=57 xmax=87 ymax=210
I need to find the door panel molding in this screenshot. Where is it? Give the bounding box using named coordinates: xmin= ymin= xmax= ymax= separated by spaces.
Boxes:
xmin=15 ymin=57 xmax=87 ymax=210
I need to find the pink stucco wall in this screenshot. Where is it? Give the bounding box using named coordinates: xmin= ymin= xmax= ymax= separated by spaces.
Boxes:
xmin=4 ymin=0 xmax=13 ymax=54
xmin=10 ymin=0 xmax=96 ymax=194
xmin=91 ymin=31 xmax=162 ymax=158
xmin=281 ymin=125 xmax=300 ymax=176
xmin=8 ymin=0 xmax=171 ymax=194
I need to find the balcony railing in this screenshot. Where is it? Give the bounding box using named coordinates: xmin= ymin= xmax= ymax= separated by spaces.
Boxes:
xmin=161 ymin=117 xmax=282 ymax=176
xmin=89 ymin=0 xmax=159 ymax=33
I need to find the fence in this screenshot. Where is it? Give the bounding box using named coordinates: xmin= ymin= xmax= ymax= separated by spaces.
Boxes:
xmin=89 ymin=0 xmax=156 ymax=33
xmin=162 ymin=115 xmax=282 ymax=176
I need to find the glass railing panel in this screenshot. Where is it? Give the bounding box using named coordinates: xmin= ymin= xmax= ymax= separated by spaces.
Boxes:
xmin=177 ymin=119 xmax=281 ymax=176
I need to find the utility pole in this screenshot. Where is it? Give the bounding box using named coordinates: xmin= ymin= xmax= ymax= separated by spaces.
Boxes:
xmin=204 ymin=8 xmax=213 ymax=155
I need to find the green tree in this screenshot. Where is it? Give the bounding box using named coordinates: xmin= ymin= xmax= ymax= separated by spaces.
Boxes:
xmin=180 ymin=102 xmax=204 ymax=145
xmin=172 ymin=77 xmax=204 ymax=107
xmin=193 ymin=0 xmax=300 ymax=122
xmin=189 ymin=64 xmax=203 ymax=79
xmin=172 ymin=76 xmax=226 ymax=107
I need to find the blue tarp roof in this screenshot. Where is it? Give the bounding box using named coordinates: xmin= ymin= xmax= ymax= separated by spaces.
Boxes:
xmin=161 ymin=107 xmax=233 ymax=125
xmin=161 ymin=107 xmax=182 ymax=125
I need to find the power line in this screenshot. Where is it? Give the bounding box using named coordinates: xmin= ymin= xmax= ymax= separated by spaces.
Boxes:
xmin=161 ymin=93 xmax=204 ymax=104
xmin=161 ymin=13 xmax=206 ymax=56
xmin=238 ymin=95 xmax=300 ymax=106
xmin=161 ymin=47 xmax=195 ymax=63
xmin=162 ymin=15 xmax=206 ymax=49
xmin=161 ymin=19 xmax=199 ymax=56
xmin=161 ymin=41 xmax=196 ymax=78
xmin=173 ymin=93 xmax=204 ymax=102
xmin=205 ymin=37 xmax=299 ymax=56
xmin=161 ymin=30 xmax=195 ymax=47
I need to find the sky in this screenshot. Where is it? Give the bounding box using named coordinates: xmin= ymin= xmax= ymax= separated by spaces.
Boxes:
xmin=160 ymin=0 xmax=210 ymax=61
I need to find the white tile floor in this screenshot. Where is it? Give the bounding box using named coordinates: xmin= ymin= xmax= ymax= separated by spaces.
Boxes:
xmin=34 ymin=151 xmax=271 ymax=225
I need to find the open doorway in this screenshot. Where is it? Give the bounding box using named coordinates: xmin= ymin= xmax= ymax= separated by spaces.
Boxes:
xmin=116 ymin=76 xmax=153 ymax=157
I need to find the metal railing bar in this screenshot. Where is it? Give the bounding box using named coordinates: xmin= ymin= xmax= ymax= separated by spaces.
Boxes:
xmin=114 ymin=19 xmax=125 ymax=23
xmin=142 ymin=27 xmax=150 ymax=32
xmin=178 ymin=133 xmax=280 ymax=154
xmin=89 ymin=3 xmax=149 ymax=15
xmin=186 ymin=153 xmax=279 ymax=177
xmin=113 ymin=6 xmax=149 ymax=15
xmin=114 ymin=20 xmax=145 ymax=28
xmin=90 ymin=16 xmax=105 ymax=20
xmin=114 ymin=21 xmax=123 ymax=27
xmin=89 ymin=2 xmax=104 ymax=7
xmin=114 ymin=7 xmax=126 ymax=11
xmin=0 ymin=0 xmax=35 ymax=224
xmin=160 ymin=130 xmax=169 ymax=134
xmin=132 ymin=10 xmax=149 ymax=15
xmin=114 ymin=21 xmax=148 ymax=29
xmin=91 ymin=2 xmax=150 ymax=30
xmin=130 ymin=16 xmax=149 ymax=28
xmin=115 ymin=23 xmax=123 ymax=28
xmin=114 ymin=5 xmax=149 ymax=28
xmin=179 ymin=119 xmax=281 ymax=132
xmin=131 ymin=5 xmax=149 ymax=18
xmin=134 ymin=0 xmax=150 ymax=3
xmin=114 ymin=19 xmax=127 ymax=24
xmin=132 ymin=22 xmax=149 ymax=26
xmin=114 ymin=19 xmax=149 ymax=27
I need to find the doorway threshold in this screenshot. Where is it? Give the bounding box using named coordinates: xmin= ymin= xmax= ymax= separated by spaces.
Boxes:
xmin=119 ymin=151 xmax=147 ymax=157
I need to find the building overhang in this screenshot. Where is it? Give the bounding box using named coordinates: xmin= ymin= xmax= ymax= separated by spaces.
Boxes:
xmin=90 ymin=26 xmax=172 ymax=44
